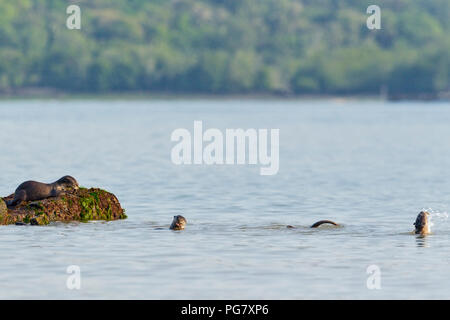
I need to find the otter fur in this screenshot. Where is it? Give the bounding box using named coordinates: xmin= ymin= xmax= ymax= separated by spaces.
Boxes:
xmin=414 ymin=211 xmax=431 ymax=235
xmin=286 ymin=220 xmax=340 ymax=229
xmin=170 ymin=215 xmax=187 ymax=230
xmin=310 ymin=220 xmax=339 ymax=228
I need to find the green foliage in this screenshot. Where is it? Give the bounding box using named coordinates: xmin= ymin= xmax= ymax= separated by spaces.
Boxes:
xmin=0 ymin=0 xmax=448 ymax=95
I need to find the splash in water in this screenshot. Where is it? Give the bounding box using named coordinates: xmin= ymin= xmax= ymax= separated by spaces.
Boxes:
xmin=421 ymin=208 xmax=449 ymax=229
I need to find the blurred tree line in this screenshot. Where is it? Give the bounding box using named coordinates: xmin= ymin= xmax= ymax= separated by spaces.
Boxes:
xmin=0 ymin=0 xmax=448 ymax=96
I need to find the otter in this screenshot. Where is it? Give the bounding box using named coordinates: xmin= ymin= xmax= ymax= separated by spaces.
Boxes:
xmin=413 ymin=211 xmax=431 ymax=236
xmin=310 ymin=220 xmax=339 ymax=228
xmin=170 ymin=215 xmax=187 ymax=230
xmin=7 ymin=175 xmax=79 ymax=207
xmin=287 ymin=220 xmax=340 ymax=229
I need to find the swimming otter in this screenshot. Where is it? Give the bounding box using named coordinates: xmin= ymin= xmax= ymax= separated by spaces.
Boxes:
xmin=7 ymin=175 xmax=79 ymax=207
xmin=170 ymin=215 xmax=187 ymax=230
xmin=287 ymin=220 xmax=340 ymax=229
xmin=310 ymin=220 xmax=339 ymax=228
xmin=414 ymin=211 xmax=430 ymax=235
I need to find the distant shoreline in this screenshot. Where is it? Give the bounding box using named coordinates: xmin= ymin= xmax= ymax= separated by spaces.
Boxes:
xmin=0 ymin=88 xmax=448 ymax=102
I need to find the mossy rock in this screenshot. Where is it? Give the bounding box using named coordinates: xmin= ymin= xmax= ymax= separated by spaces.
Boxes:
xmin=1 ymin=188 xmax=127 ymax=225
xmin=0 ymin=199 xmax=7 ymax=218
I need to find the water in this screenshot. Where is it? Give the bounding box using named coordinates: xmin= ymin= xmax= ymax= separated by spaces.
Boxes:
xmin=0 ymin=99 xmax=449 ymax=299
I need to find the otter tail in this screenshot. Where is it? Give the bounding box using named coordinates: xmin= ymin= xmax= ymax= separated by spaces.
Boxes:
xmin=310 ymin=220 xmax=339 ymax=228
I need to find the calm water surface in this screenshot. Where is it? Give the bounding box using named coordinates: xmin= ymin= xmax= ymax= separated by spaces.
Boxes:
xmin=0 ymin=99 xmax=449 ymax=299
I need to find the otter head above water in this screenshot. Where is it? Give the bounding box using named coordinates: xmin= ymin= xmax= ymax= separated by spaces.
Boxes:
xmin=170 ymin=215 xmax=187 ymax=230
xmin=414 ymin=211 xmax=431 ymax=235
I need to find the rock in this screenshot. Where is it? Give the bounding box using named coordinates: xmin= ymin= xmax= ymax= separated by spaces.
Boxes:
xmin=1 ymin=187 xmax=127 ymax=225
xmin=0 ymin=199 xmax=8 ymax=218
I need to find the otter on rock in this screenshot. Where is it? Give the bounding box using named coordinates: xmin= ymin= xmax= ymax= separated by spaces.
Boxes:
xmin=7 ymin=175 xmax=79 ymax=207
xmin=170 ymin=215 xmax=187 ymax=230
xmin=414 ymin=211 xmax=431 ymax=235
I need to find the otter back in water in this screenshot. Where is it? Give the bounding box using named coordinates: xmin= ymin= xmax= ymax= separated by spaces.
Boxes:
xmin=7 ymin=176 xmax=79 ymax=207
xmin=310 ymin=220 xmax=339 ymax=228
xmin=286 ymin=220 xmax=340 ymax=229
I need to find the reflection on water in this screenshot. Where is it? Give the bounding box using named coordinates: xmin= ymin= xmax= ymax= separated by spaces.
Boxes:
xmin=0 ymin=99 xmax=449 ymax=299
xmin=415 ymin=235 xmax=429 ymax=248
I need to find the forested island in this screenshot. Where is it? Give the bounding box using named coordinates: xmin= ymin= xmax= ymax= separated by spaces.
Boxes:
xmin=0 ymin=0 xmax=448 ymax=98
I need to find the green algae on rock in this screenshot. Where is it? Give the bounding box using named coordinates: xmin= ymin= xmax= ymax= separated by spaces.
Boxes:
xmin=0 ymin=199 xmax=7 ymax=217
xmin=1 ymin=188 xmax=127 ymax=225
